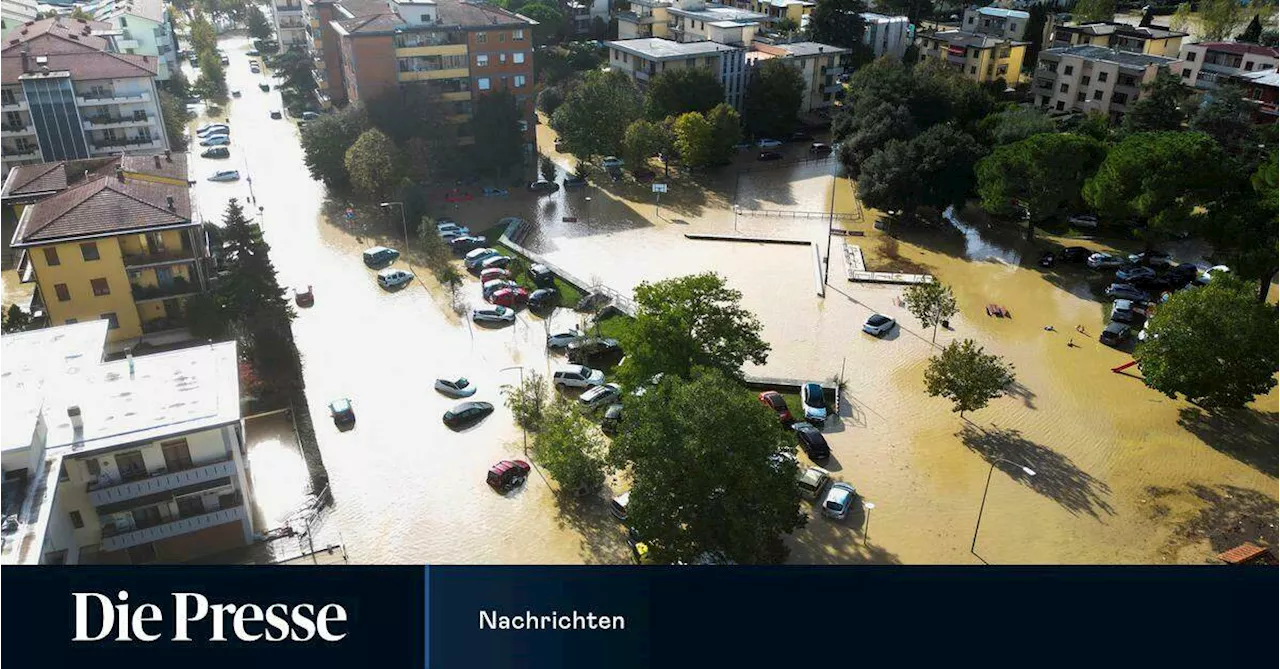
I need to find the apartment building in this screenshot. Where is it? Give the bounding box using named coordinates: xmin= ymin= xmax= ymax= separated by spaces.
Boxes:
xmin=1 ymin=320 xmax=252 ymax=566
xmin=273 ymin=0 xmax=310 ymax=49
xmin=84 ymin=0 xmax=179 ymax=80
xmin=961 ymin=5 xmax=1030 ymax=41
xmin=667 ymin=2 xmax=768 ymax=45
xmin=1049 ymin=21 xmax=1185 ymax=58
xmin=734 ymin=0 xmax=813 ymax=25
xmin=568 ymin=0 xmax=610 ymax=36
xmin=8 ymin=152 xmax=212 ymax=344
xmin=860 ymin=12 xmax=910 ymax=60
xmin=608 ymin=37 xmax=748 ymax=107
xmin=747 ymin=41 xmax=848 ymax=113
xmin=1 ymin=0 xmax=38 ymax=37
xmin=1034 ymin=45 xmax=1178 ymax=122
xmin=617 ymin=0 xmax=673 ymax=39
xmin=1178 ymin=42 xmax=1277 ymax=91
xmin=916 ymin=30 xmax=1026 ymax=87
xmin=1 ymin=16 xmax=169 ymax=175
xmin=326 ymin=0 xmax=537 ymax=151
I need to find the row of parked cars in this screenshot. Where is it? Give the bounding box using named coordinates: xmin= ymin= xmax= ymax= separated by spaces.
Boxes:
xmin=1094 ymin=252 xmax=1230 ymax=347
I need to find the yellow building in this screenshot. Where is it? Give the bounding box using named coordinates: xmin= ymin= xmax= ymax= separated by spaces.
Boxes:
xmin=917 ymin=30 xmax=1027 ymax=88
xmin=742 ymin=0 xmax=813 ymax=25
xmin=8 ymin=153 xmax=210 ymax=345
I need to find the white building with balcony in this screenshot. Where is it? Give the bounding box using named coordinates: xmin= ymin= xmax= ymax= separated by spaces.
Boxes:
xmin=1177 ymin=41 xmax=1277 ymax=91
xmin=568 ymin=0 xmax=609 ymax=36
xmin=1 ymin=16 xmax=168 ymax=175
xmin=1034 ymin=44 xmax=1180 ymax=123
xmin=273 ymin=0 xmax=309 ymax=49
xmin=1 ymin=321 xmax=253 ymax=565
xmin=82 ymin=0 xmax=178 ymax=81
xmin=860 ymin=12 xmax=910 ymax=60
xmin=607 ymin=37 xmax=748 ymax=108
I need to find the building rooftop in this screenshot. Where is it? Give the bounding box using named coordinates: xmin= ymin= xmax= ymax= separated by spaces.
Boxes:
xmin=1060 ymin=20 xmax=1187 ymax=40
xmin=668 ymin=3 xmax=767 ymax=25
xmin=1189 ymin=41 xmax=1278 ymax=58
xmin=2 ymin=27 xmax=158 ymax=84
xmin=1041 ymin=44 xmax=1176 ymax=68
xmin=1 ymin=153 xmax=186 ymax=203
xmin=1235 ymin=68 xmax=1280 ymax=87
xmin=976 ymin=6 xmax=1029 ymax=20
xmin=928 ymin=30 xmax=1017 ymax=49
xmin=333 ymin=0 xmax=536 ymax=34
xmin=334 ymin=0 xmax=394 ymax=19
xmin=11 ymin=170 xmax=193 ymax=247
xmin=860 ymin=12 xmax=909 ymax=22
xmin=94 ymin=0 xmax=168 ymax=24
xmin=607 ymin=37 xmax=740 ymax=60
xmin=766 ymin=40 xmax=850 ymax=57
xmin=2 ymin=15 xmax=113 ymax=52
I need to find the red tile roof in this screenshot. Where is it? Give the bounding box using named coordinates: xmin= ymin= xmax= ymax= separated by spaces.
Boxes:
xmin=1 ymin=158 xmax=117 ymax=200
xmin=2 ymin=15 xmax=113 ymax=53
xmin=1195 ymin=42 xmax=1278 ymax=58
xmin=12 ymin=174 xmax=193 ymax=247
xmin=1 ymin=50 xmax=157 ymax=84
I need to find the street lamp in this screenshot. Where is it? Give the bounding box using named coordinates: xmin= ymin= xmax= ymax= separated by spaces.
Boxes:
xmin=500 ymin=365 xmax=528 ymax=455
xmin=862 ymin=501 xmax=875 ymax=546
xmin=970 ymin=458 xmax=1036 ymax=557
xmin=378 ymin=201 xmax=410 ymax=253
xmin=732 ymin=204 xmax=741 ymax=233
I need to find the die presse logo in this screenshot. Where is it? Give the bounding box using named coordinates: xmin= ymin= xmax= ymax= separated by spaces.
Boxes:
xmin=73 ymin=591 xmax=349 ymax=643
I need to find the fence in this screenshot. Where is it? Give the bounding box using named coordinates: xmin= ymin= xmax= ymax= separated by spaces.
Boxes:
xmin=735 ymin=153 xmax=836 ymax=175
xmin=497 ymin=217 xmax=636 ymax=317
xmin=737 ymin=208 xmax=861 ymax=221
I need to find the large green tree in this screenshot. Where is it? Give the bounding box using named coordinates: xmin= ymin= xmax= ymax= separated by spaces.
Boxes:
xmin=519 ymin=3 xmax=566 ymax=46
xmin=976 ymin=132 xmax=1106 ymax=239
xmin=1190 ymin=84 xmax=1265 ymax=163
xmin=622 ymin=119 xmax=674 ymax=173
xmin=1136 ymin=276 xmax=1278 ymax=408
xmin=195 ymin=50 xmax=227 ymax=102
xmin=977 ymin=106 xmax=1055 ymax=146
xmin=1203 ymin=151 xmax=1279 ymax=301
xmin=616 ymin=273 xmax=770 ymax=387
xmin=742 ymin=59 xmax=804 ymax=140
xmin=833 ymin=101 xmax=916 ymax=176
xmin=157 ymin=90 xmax=192 ymax=152
xmin=611 ymin=367 xmax=805 ymax=564
xmin=924 ymin=339 xmax=1016 ymax=419
xmin=857 ymin=124 xmax=984 ymax=216
xmin=1072 ymin=0 xmax=1117 ymax=22
xmin=903 ymin=281 xmax=959 ymax=343
xmin=1122 ymin=70 xmax=1190 ymax=133
xmin=673 ymin=111 xmax=717 ymax=168
xmin=246 ymin=5 xmax=273 ymax=42
xmin=806 ymin=0 xmax=867 ymax=50
xmin=533 ymin=400 xmax=609 ymax=495
xmin=643 ymin=67 xmax=725 ymax=121
xmin=1200 ymin=0 xmax=1248 ymax=40
xmin=471 ymin=89 xmax=524 ymax=178
xmin=300 ymin=105 xmax=367 ymax=189
xmin=344 ymin=128 xmax=405 ymax=198
xmin=550 ymin=70 xmax=642 ymax=159
xmin=705 ymin=103 xmax=743 ymax=166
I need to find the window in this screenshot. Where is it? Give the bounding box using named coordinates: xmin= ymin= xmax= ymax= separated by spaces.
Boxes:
xmin=59 ymin=465 xmax=69 ymax=482
xmin=499 ymin=53 xmax=507 ymax=63
xmin=161 ymin=439 xmax=193 ymax=471
xmin=100 ymin=313 xmax=119 ymax=330
xmin=1064 ymin=65 xmax=1073 ymax=75
xmin=1186 ymin=52 xmax=1196 ymax=62
xmin=126 ymin=542 xmax=157 ymax=564
xmin=477 ymin=77 xmax=491 ymax=91
xmin=1081 ymin=75 xmax=1091 ymax=85
xmin=969 ymin=65 xmax=977 ymax=74
xmin=54 ymin=283 xmax=71 ymax=301
xmin=1039 ymin=96 xmax=1049 ymax=106
xmin=420 ymin=14 xmax=429 ymax=22
xmin=1182 ymin=68 xmax=1192 ymax=78
xmin=1076 ymin=92 xmax=1085 ymax=102
xmin=1244 ymin=61 xmax=1253 ymax=71
xmin=131 ymin=505 xmax=163 ymax=529
xmin=514 ymin=75 xmax=526 ymax=88
xmin=86 ymin=458 xmax=100 ymax=477
xmin=43 ymin=247 xmax=60 ymax=266
xmin=967 ymin=15 xmax=974 ymax=24
xmin=499 ymin=32 xmax=506 ymax=43
xmin=1010 ymin=22 xmax=1017 ymax=32
xmin=476 ymin=54 xmax=488 ymax=67
xmin=1098 ymin=71 xmax=1108 ymax=82
xmin=80 ymin=242 xmax=100 ymax=261
xmin=69 ymin=511 xmax=84 ymax=529
xmin=477 ymin=33 xmax=487 ymax=44
xmin=513 ymin=29 xmax=525 ymax=41
xmin=513 ymin=52 xmax=525 ymax=64
xmin=1111 ymin=92 xmax=1129 ymax=105
xmin=1093 ymin=89 xmax=1103 ymax=100
xmin=90 ymin=278 xmax=110 ymax=296
xmin=1059 ymin=83 xmax=1069 ymax=93
xmin=1055 ymin=100 xmax=1065 ymax=111
xmin=115 ymin=451 xmax=147 ymax=481
xmin=176 ymin=495 xmax=205 ymax=519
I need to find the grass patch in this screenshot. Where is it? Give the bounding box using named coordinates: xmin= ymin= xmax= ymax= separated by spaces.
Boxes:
xmin=469 ymin=223 xmax=587 ymax=306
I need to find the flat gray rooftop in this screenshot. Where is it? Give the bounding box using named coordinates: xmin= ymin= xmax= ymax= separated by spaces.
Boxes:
xmin=607 ymin=37 xmax=738 ymax=60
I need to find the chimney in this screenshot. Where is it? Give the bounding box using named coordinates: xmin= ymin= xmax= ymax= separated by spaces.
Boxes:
xmin=68 ymin=406 xmax=83 ymax=431
xmin=115 ymin=165 xmax=124 ymax=182
xmin=166 ymin=196 xmax=175 ymax=211
xmin=164 ymin=150 xmax=172 ymax=162
xmin=154 ymin=155 xmax=162 ymax=169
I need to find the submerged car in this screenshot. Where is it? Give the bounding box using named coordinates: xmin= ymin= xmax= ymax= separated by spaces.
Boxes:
xmin=362 ymin=246 xmax=400 ymax=268
xmin=793 ymin=423 xmax=831 ymax=462
xmin=757 ymin=151 xmax=784 ymax=161
xmin=546 ymin=328 xmax=582 ymax=349
xmin=471 ymin=306 xmax=516 ymax=324
xmin=464 ymin=248 xmax=500 ymax=269
xmin=196 ymin=123 xmax=229 ymax=135
xmin=527 ymin=180 xmax=560 ymax=194
xmin=449 ymin=236 xmax=485 ymax=252
xmin=801 ymin=382 xmax=827 ymax=426
xmin=579 ymin=383 xmax=622 ymax=410
xmin=293 ymin=285 xmax=314 ymax=307
xmin=601 ymin=156 xmax=624 ymax=168
xmin=1087 ymin=252 xmax=1125 ymax=269
xmin=199 ymin=135 xmax=230 ymax=147
xmin=1099 ymin=321 xmax=1131 ymax=347
xmin=487 ymin=459 xmax=531 ymax=491
xmin=490 ymin=287 xmax=529 ymax=307
xmin=862 ymin=314 xmax=895 ymax=336
xmin=376 ymin=268 xmax=414 ymax=289
xmin=822 ymin=482 xmax=857 ymax=520
xmin=797 ymin=466 xmax=831 ymax=501
xmin=1105 ymin=283 xmax=1150 ymax=302
xmin=328 ymin=398 xmax=355 ymax=426
xmin=200 ymin=147 xmax=230 ymax=159
xmin=479 ymin=255 xmax=513 ymax=271
xmin=443 ymin=401 xmax=494 ymax=428
xmin=479 ymin=267 xmax=510 ymax=283
xmin=756 ymin=138 xmax=782 ymax=148
xmin=758 ymin=391 xmax=794 ymax=426
xmin=601 ymin=404 xmax=623 ymax=435
xmin=482 ymin=187 xmax=509 ymax=197
xmin=1059 ymin=246 xmax=1090 ymax=263
xmin=207 ymin=169 xmax=240 ymax=181
xmin=482 ymin=279 xmax=519 ymax=299
xmin=434 ymin=377 xmax=476 ymax=398
xmin=269 ymin=110 xmax=283 ymax=119
xmin=527 ymin=288 xmax=559 ymax=310
xmin=1116 ymin=266 xmax=1157 ymax=282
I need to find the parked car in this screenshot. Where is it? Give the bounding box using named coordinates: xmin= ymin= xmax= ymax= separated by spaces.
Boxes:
xmin=607 ymin=166 xmax=623 ymax=182
xmin=200 ymin=147 xmax=230 ymax=159
xmin=610 ymin=491 xmax=630 ymax=521
xmin=1105 ymin=283 xmax=1150 ymax=302
xmin=449 ymin=236 xmax=485 ymax=253
xmin=1116 ymin=265 xmax=1157 ymax=282
xmin=362 ymin=246 xmax=400 ymax=268
xmin=207 ymin=169 xmax=239 ymax=181
xmin=1068 ymin=213 xmax=1099 ymax=228
xmin=490 ymin=287 xmax=529 ymax=307
xmin=1166 ymin=263 xmax=1199 ymax=288
xmin=439 ymin=229 xmax=468 ymax=242
xmin=809 ymin=142 xmax=832 ymax=155
xmin=293 ymin=285 xmax=314 ymax=307
xmin=482 ymin=187 xmax=509 ymax=197
xmin=464 ymin=248 xmax=500 ymax=269
xmin=528 ymin=180 xmax=560 ymax=194
xmin=601 ymin=156 xmax=624 ymax=168
xmin=259 ymin=82 xmax=270 ymax=92
xmin=546 ymin=328 xmax=582 ymax=349
xmin=434 ymin=377 xmax=476 ymax=398
xmin=479 ymin=267 xmax=510 ymax=283
xmin=247 ymin=49 xmax=260 ymax=56
xmin=486 ymin=459 xmax=531 ymax=491
xmin=793 ymin=423 xmax=831 ymax=462
xmin=1059 ymin=246 xmax=1090 ymax=263
xmin=377 ymin=268 xmax=414 ymax=289
xmin=756 ymin=138 xmax=782 ymax=148
xmin=199 ymin=135 xmax=231 ymax=147
xmin=1195 ymin=265 xmax=1230 ymax=286
xmin=789 ymin=131 xmax=814 ymax=142
xmin=301 ymin=111 xmax=320 ymax=121
xmin=822 ymin=482 xmax=857 ymax=520
xmin=1110 ymin=299 xmax=1141 ymax=324
xmin=757 ymin=151 xmax=784 ymax=161
xmin=1087 ymin=252 xmax=1125 ymax=269
xmin=528 ymin=263 xmax=556 ymax=288
xmin=269 ymin=110 xmax=283 ymax=119
xmin=579 ymin=383 xmax=622 ymax=410
xmin=563 ymin=173 xmax=587 ymax=188
xmin=482 ymin=279 xmax=519 ymax=299
xmin=197 ymin=123 xmax=229 ymax=135
xmin=471 ymin=306 xmax=516 ymax=324
xmin=1099 ymin=321 xmax=1131 ymax=347
xmin=601 ymin=403 xmax=624 ymax=435
xmin=528 ymin=288 xmax=559 ymax=310
xmin=1038 ymin=251 xmax=1056 ymax=268
xmin=443 ymin=401 xmax=494 ymax=428
xmin=328 ymin=398 xmax=355 ymax=426
xmin=552 ymin=365 xmax=605 ymax=389
xmin=862 ymin=314 xmax=895 ymax=336
xmin=567 ymin=337 xmax=621 ymax=365
xmin=479 ymin=255 xmax=513 ymax=271
xmin=437 ymin=222 xmax=471 ymax=237
xmin=1128 ymin=251 xmax=1173 ymax=267
xmin=801 ymin=382 xmax=827 ymax=426
xmin=797 ymin=466 xmax=831 ymax=501
xmin=250 ymin=65 xmax=261 ymax=74
xmin=757 ymin=391 xmax=794 ymax=425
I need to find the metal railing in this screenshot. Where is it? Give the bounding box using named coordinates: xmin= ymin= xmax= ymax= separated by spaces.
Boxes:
xmin=122 ymin=248 xmax=197 ymax=267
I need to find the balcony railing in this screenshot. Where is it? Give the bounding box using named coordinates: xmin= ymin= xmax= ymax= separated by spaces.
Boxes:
xmin=76 ymin=91 xmax=150 ymax=105
xmin=83 ymin=114 xmax=152 ymax=130
xmin=122 ymin=248 xmax=197 ymax=268
xmin=131 ymin=277 xmax=197 ymax=301
xmin=87 ymin=457 xmax=237 ymax=507
xmin=90 ymin=137 xmax=162 ymax=153
xmin=1 ymin=122 xmax=31 ymax=133
xmin=4 ymin=145 xmax=39 ymax=157
xmin=100 ymin=501 xmax=246 ymax=553
xmin=1 ymin=98 xmax=28 ymax=111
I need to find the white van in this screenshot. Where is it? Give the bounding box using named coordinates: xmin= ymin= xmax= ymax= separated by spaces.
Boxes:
xmin=610 ymin=491 xmax=630 ymax=521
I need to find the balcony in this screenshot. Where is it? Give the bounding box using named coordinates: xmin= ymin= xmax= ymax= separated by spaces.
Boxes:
xmin=100 ymin=501 xmax=246 ymax=553
xmin=77 ymin=90 xmax=150 ymax=106
xmin=1 ymin=98 xmax=28 ymax=111
xmin=274 ymin=3 xmax=303 ymax=14
xmin=823 ymin=83 xmax=843 ymax=93
xmin=87 ymin=457 xmax=238 ymax=507
xmin=824 ymin=65 xmax=846 ymax=75
xmin=3 ymin=145 xmax=39 ymax=157
xmin=90 ymin=137 xmax=163 ymax=154
xmin=131 ymin=277 xmax=198 ymax=301
xmin=616 ymin=11 xmax=661 ymax=24
xmin=2 ymin=122 xmax=35 ymax=136
xmin=122 ymin=248 xmax=197 ymax=268
xmin=313 ymin=68 xmax=328 ymax=90
xmin=83 ymin=114 xmax=153 ymax=130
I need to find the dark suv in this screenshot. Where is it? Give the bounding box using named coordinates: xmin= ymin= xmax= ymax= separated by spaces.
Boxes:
xmin=567 ymin=337 xmax=622 ymax=365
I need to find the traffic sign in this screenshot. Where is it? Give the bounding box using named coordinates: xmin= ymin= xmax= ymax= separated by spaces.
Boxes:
xmin=652 ymin=183 xmax=668 ymax=193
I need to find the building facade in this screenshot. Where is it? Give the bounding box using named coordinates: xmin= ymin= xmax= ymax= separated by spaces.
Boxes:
xmin=1034 ymin=45 xmax=1178 ymax=122
xmin=1 ymin=321 xmax=252 ymax=566
xmin=273 ymin=0 xmax=310 ymax=49
xmin=85 ymin=0 xmax=179 ymax=81
xmin=860 ymin=12 xmax=910 ymax=61
xmin=608 ymin=37 xmax=747 ymax=107
xmin=961 ymin=5 xmax=1030 ymax=41
xmin=568 ymin=0 xmax=610 ymax=36
xmin=916 ymin=29 xmax=1026 ymax=87
xmin=1232 ymin=68 xmax=1279 ymax=122
xmin=666 ymin=2 xmax=768 ymax=45
xmin=1178 ymin=41 xmax=1277 ymax=91
xmin=1049 ymin=21 xmax=1185 ymax=58
xmin=617 ymin=0 xmax=673 ymax=40
xmin=747 ymin=41 xmax=848 ymax=113
xmin=1 ymin=0 xmax=39 ymax=37
xmin=1 ymin=16 xmax=169 ymax=175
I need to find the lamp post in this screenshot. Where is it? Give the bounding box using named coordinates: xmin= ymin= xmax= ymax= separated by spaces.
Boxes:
xmin=970 ymin=458 xmax=1036 ymax=557
xmin=378 ymin=201 xmax=410 ymax=253
xmin=862 ymin=501 xmax=875 ymax=546
xmin=500 ymin=365 xmax=528 ymax=455
xmin=733 ymin=204 xmax=741 ymax=233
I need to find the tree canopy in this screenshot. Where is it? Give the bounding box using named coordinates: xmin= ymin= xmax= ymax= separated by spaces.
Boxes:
xmin=622 ymin=119 xmax=674 ymax=172
xmin=807 ymin=0 xmax=867 ymax=50
xmin=903 ymin=281 xmax=959 ymax=343
xmin=978 ymin=106 xmax=1055 ymax=146
xmin=246 ymin=5 xmax=273 ymax=42
xmin=742 ymin=59 xmax=804 ymax=139
xmin=857 ymin=124 xmax=984 ymax=215
xmin=1200 ymin=0 xmax=1248 ymax=41
xmin=344 ymin=128 xmax=405 ymax=198
xmin=533 ymin=400 xmax=609 ymax=495
xmin=643 ymin=67 xmax=725 ymax=121
xmin=550 ymin=70 xmax=643 ymax=159
xmin=471 ymin=89 xmax=524 ymax=178
xmin=924 ymin=339 xmax=1016 ymax=418
xmin=1072 ymin=0 xmax=1117 ymax=22
xmin=1122 ymin=70 xmax=1190 ymax=133
xmin=976 ymin=132 xmax=1105 ymax=238
xmin=672 ymin=105 xmax=740 ymax=168
xmin=300 ymin=105 xmax=367 ymax=190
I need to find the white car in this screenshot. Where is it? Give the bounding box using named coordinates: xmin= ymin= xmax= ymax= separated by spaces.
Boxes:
xmin=546 ymin=329 xmax=582 ymax=349
xmin=377 ymin=268 xmax=414 ymax=288
xmin=601 ymin=156 xmax=624 ymax=168
xmin=552 ymin=365 xmax=605 ymax=389
xmin=197 ymin=123 xmax=229 ymax=136
xmin=822 ymin=482 xmax=857 ymax=520
xmin=797 ymin=466 xmax=831 ymax=501
xmin=1087 ymin=252 xmax=1125 ymax=270
xmin=1196 ymin=265 xmax=1230 ymax=286
xmin=207 ymin=169 xmax=240 ymax=182
xmin=579 ymin=383 xmax=622 ymax=409
xmin=862 ymin=314 xmax=895 ymax=336
xmin=801 ymin=382 xmax=827 ymax=426
xmin=1068 ymin=214 xmax=1099 ymax=228
xmin=756 ymin=138 xmax=782 ymax=148
xmin=464 ymin=248 xmax=500 ymax=269
xmin=434 ymin=377 xmax=476 ymax=398
xmin=1116 ymin=266 xmax=1156 ymax=282
xmin=438 ymin=224 xmax=471 ymax=238
xmin=471 ymin=306 xmax=516 ymax=324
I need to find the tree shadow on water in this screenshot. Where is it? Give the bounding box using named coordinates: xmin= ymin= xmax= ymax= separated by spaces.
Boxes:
xmin=550 ymin=490 xmax=633 ymax=565
xmin=959 ymin=423 xmax=1115 ymax=519
xmin=1148 ymin=483 xmax=1279 ymax=557
xmin=1177 ymin=407 xmax=1279 ymax=479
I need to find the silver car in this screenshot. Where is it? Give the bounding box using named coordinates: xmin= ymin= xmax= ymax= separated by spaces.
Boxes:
xmin=1087 ymin=252 xmax=1125 ymax=269
xmin=822 ymin=482 xmax=857 ymax=520
xmin=464 ymin=248 xmax=500 ymax=269
xmin=377 ymin=268 xmax=414 ymax=289
xmin=433 ymin=377 xmax=476 ymax=398
xmin=546 ymin=329 xmax=582 ymax=349
xmin=797 ymin=466 xmax=831 ymax=501
xmin=1116 ymin=266 xmax=1156 ymax=282
xmin=471 ymin=306 xmax=515 ymax=324
xmin=579 ymin=383 xmax=622 ymax=410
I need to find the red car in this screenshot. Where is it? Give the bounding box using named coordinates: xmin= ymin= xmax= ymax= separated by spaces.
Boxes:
xmin=479 ymin=267 xmax=510 ymax=283
xmin=444 ymin=188 xmax=473 ymax=203
xmin=758 ymin=391 xmax=794 ymax=425
xmin=489 ymin=287 xmax=529 ymax=307
xmin=487 ymin=459 xmax=531 ymax=491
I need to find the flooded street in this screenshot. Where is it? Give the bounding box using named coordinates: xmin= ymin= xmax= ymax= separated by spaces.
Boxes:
xmin=59 ymin=31 xmax=1269 ymax=566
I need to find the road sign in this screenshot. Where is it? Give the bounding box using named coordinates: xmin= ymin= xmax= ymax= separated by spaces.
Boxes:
xmin=652 ymin=183 xmax=668 ymax=193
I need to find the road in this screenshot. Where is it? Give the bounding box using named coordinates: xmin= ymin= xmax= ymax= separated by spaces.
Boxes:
xmin=192 ymin=35 xmax=629 ymax=564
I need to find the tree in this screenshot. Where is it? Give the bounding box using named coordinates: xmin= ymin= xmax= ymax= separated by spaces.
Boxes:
xmin=857 ymin=124 xmax=984 ymax=216
xmin=550 ymin=70 xmax=642 ymax=159
xmin=1 ymin=305 xmax=35 ymax=334
xmin=977 ymin=106 xmax=1055 ymax=146
xmin=536 ymin=85 xmax=565 ymax=115
xmin=1168 ymin=3 xmax=1193 ymax=32
xmin=1136 ymin=276 xmax=1278 ymax=409
xmin=1261 ymin=29 xmax=1279 ymax=48
xmin=471 ymin=89 xmax=524 ymax=178
xmin=742 ymin=59 xmax=804 ymax=139
xmin=1083 ymin=132 xmax=1226 ymax=245
xmin=617 ymin=273 xmax=770 ymax=386
xmin=1237 ymin=14 xmax=1264 ymax=42
xmin=643 ymin=67 xmax=724 ymax=121
xmin=519 ymin=3 xmax=566 ymax=46
xmin=672 ymin=111 xmax=718 ymax=168
xmin=532 ymin=400 xmax=608 ymax=495
xmin=806 ymin=0 xmax=866 ymax=50
xmin=539 ymin=155 xmax=556 ymax=183
xmin=1201 ymin=0 xmax=1247 ymax=41
xmin=611 ymin=367 xmax=805 ymax=564
xmin=1190 ymin=84 xmax=1261 ymax=159
xmin=1072 ymin=0 xmax=1116 ymax=22
xmin=246 ymin=5 xmax=273 ymax=42
xmin=164 ymin=67 xmax=191 ymax=99
xmin=1203 ymin=151 xmax=1279 ymax=301
xmin=705 ymin=103 xmax=743 ymax=166
xmin=976 ymin=133 xmax=1105 ymax=239
xmin=1023 ymin=2 xmax=1051 ymax=67
xmin=622 ymin=119 xmax=673 ymax=172
xmin=195 ymin=50 xmax=227 ymax=102
xmin=344 ymin=128 xmax=405 ymax=198
xmin=1122 ymin=70 xmax=1190 ymax=133
xmin=501 ymin=371 xmax=549 ymax=433
xmin=924 ymin=339 xmax=1015 ymax=419
xmin=833 ymin=101 xmax=916 ymax=176
xmin=157 ymin=90 xmax=193 ymax=152
xmin=902 ymin=281 xmax=958 ymax=343
xmin=776 ymin=17 xmax=800 ymax=33
xmin=301 ymin=105 xmax=366 ymax=189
